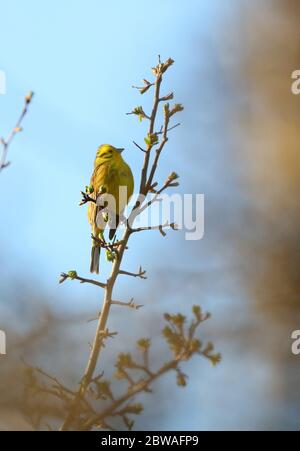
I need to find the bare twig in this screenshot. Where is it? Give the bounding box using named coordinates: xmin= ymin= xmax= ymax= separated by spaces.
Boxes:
xmin=137 ymin=173 xmax=180 ymax=216
xmin=156 ymin=122 xmax=180 ymax=135
xmin=119 ymin=266 xmax=147 ymax=279
xmin=29 ymin=367 xmax=96 ymax=416
xmin=91 ymin=234 xmax=127 ymax=251
xmin=131 ymin=221 xmax=178 ymax=236
xmin=132 ymin=141 xmax=147 ymax=153
xmin=0 ymin=91 xmax=34 ymax=172
xmin=59 ymin=272 xmax=106 ymax=289
xmin=79 ymin=191 xmax=96 ymax=206
xmin=33 ymin=367 xmax=77 ymax=398
xmin=82 ymin=354 xmax=183 ymax=430
xmin=146 ymin=106 xmax=170 ymax=191
xmin=138 ymin=65 xmax=163 ymax=194
xmin=111 ymin=298 xmax=143 ymax=310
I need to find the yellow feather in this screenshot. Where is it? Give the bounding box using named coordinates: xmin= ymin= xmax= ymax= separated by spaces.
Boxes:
xmin=88 ymin=144 xmax=134 ymax=273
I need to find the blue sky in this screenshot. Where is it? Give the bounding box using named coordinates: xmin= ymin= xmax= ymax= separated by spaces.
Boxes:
xmin=1 ymin=0 xmax=275 ymax=431
xmin=0 ymin=0 xmax=228 ymax=303
xmin=2 ymin=0 xmax=296 ymax=433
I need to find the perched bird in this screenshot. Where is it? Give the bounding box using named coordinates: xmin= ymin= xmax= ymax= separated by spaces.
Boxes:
xmin=88 ymin=144 xmax=134 ymax=274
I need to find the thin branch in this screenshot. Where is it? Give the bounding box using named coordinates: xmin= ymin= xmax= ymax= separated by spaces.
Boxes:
xmin=24 ymin=361 xmax=99 ymax=415
xmin=82 ymin=356 xmax=181 ymax=430
xmin=87 ymin=311 xmax=101 ymax=323
xmin=146 ymin=106 xmax=170 ymax=191
xmin=59 ymin=272 xmax=106 ymax=289
xmin=159 ymin=92 xmax=174 ymax=102
xmin=79 ymin=191 xmax=96 ymax=206
xmin=126 ymin=110 xmax=151 ymax=120
xmin=132 ymin=79 xmax=155 ymax=95
xmin=99 ymin=329 xmax=118 ymax=340
xmin=133 ymin=141 xmax=147 ymax=153
xmin=139 ymin=59 xmax=163 ymax=194
xmin=97 ymin=420 xmax=118 ymax=431
xmin=130 ymin=221 xmax=178 ymax=236
xmin=34 ymin=386 xmax=72 ymax=404
xmin=111 ymin=298 xmax=143 ymax=310
xmin=0 ymin=91 xmax=34 ymax=172
xmin=90 ymin=372 xmax=105 ymax=384
xmin=119 ymin=266 xmax=147 ymax=279
xmin=33 ymin=367 xmax=76 ymax=397
xmin=129 ymin=363 xmax=153 ymax=378
xmin=118 ymin=369 xmax=135 ymax=387
xmin=31 ymin=369 xmax=96 ymax=415
xmin=91 ymin=234 xmax=127 ymax=251
xmin=137 ymin=174 xmax=179 ymax=216
xmin=156 ymin=122 xmax=180 ymax=135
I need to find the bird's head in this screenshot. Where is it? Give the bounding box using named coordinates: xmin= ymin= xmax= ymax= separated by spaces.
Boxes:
xmin=94 ymin=144 xmax=124 ymax=167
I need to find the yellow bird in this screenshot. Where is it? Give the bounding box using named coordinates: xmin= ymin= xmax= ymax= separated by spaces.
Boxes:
xmin=88 ymin=144 xmax=134 ymax=274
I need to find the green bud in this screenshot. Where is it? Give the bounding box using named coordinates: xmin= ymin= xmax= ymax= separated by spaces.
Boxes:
xmin=124 ymin=403 xmax=143 ymax=415
xmin=106 ymin=250 xmax=116 ymax=262
xmin=137 ymin=338 xmax=151 ymax=351
xmin=99 ymin=185 xmax=107 ymax=194
xmin=168 ymin=172 xmax=179 ymax=182
xmin=210 ymin=353 xmax=222 ymax=366
xmin=192 ymin=305 xmax=202 ymax=321
xmin=170 ymin=103 xmax=184 ymax=117
xmin=144 ymin=133 xmax=159 ymax=146
xmin=176 ymin=371 xmax=187 ymax=387
xmin=25 ymin=91 xmax=34 ymax=104
xmin=85 ymin=185 xmax=94 ymax=194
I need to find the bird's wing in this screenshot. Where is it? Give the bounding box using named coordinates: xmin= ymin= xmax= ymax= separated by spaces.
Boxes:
xmin=118 ymin=162 xmax=134 ymax=199
xmin=88 ymin=163 xmax=111 ymax=228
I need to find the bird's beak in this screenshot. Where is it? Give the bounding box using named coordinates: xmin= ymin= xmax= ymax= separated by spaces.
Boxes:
xmin=116 ymin=147 xmax=124 ymax=154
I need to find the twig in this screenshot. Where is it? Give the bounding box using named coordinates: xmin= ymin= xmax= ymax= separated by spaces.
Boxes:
xmin=0 ymin=91 xmax=34 ymax=172
xmin=132 ymin=79 xmax=155 ymax=95
xmin=79 ymin=191 xmax=96 ymax=206
xmin=145 ymin=106 xmax=170 ymax=191
xmin=87 ymin=311 xmax=101 ymax=323
xmin=32 ymin=368 xmax=96 ymax=415
xmin=111 ymin=298 xmax=143 ymax=310
xmin=119 ymin=266 xmax=147 ymax=279
xmin=34 ymin=367 xmax=75 ymax=397
xmin=133 ymin=141 xmax=147 ymax=153
xmin=131 ymin=221 xmax=178 ymax=236
xmin=82 ymin=355 xmax=182 ymax=430
xmin=138 ymin=66 xmax=162 ymax=194
xmin=137 ymin=174 xmax=179 ymax=216
xmin=156 ymin=122 xmax=180 ymax=135
xmin=91 ymin=234 xmax=127 ymax=251
xmin=59 ymin=272 xmax=106 ymax=289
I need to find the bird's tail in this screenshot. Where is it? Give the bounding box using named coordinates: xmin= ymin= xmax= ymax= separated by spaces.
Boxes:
xmin=109 ymin=214 xmax=120 ymax=241
xmin=90 ymin=245 xmax=100 ymax=274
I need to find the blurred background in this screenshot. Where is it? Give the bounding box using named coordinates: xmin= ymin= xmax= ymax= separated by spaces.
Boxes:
xmin=0 ymin=0 xmax=300 ymax=430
